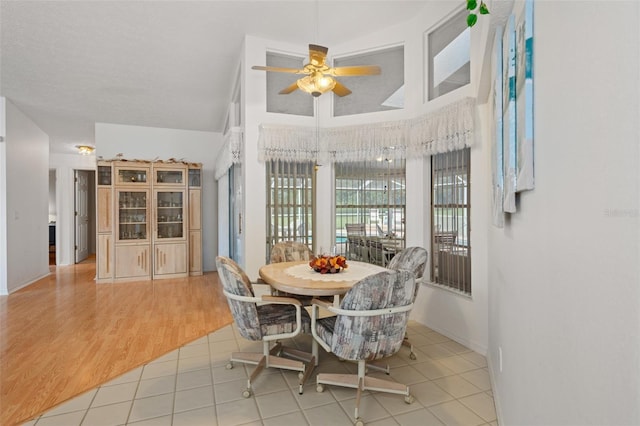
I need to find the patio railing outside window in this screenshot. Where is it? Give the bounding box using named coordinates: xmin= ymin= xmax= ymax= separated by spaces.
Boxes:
xmin=431 ymin=148 xmax=471 ymax=294
xmin=266 ymin=160 xmax=314 ymax=262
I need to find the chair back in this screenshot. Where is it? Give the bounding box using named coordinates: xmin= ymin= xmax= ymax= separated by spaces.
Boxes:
xmin=331 ymin=270 xmax=415 ymax=361
xmin=270 ymin=241 xmax=313 ymax=263
xmin=346 ymin=223 xmax=366 ymax=236
xmin=215 ymin=256 xmax=262 ymax=341
xmin=387 ymin=246 xmax=428 ymax=281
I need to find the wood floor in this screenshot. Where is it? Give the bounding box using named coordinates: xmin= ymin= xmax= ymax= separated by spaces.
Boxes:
xmin=0 ymin=257 xmax=232 ymax=426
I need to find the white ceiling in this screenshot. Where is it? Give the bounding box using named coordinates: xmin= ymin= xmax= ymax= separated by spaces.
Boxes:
xmin=0 ymin=0 xmax=432 ymax=154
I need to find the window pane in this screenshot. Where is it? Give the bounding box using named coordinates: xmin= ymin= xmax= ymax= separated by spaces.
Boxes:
xmin=431 ymin=148 xmax=471 ymax=294
xmin=265 ymin=161 xmax=314 ymax=262
xmin=333 ymin=46 xmax=404 ymax=116
xmin=335 ymin=159 xmax=406 ymax=267
xmin=266 ymin=52 xmax=313 ymax=116
xmin=427 ymin=8 xmax=470 ymax=101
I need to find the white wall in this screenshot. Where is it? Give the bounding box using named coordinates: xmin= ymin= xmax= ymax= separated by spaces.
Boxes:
xmin=95 ymin=123 xmax=222 ymax=271
xmin=487 ymin=2 xmax=640 ymax=424
xmin=2 ymin=100 xmax=50 ymax=294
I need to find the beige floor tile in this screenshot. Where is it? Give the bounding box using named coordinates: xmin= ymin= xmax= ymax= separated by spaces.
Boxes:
xmin=250 ymin=370 xmax=290 ymax=395
xmin=339 ymin=394 xmax=392 ymax=423
xmin=141 ymin=359 xmax=178 ymax=380
xmin=423 ymin=332 xmax=452 ymax=344
xmin=127 ymin=414 xmax=172 ymax=426
xmin=208 ymin=326 xmax=235 ymax=343
xmin=135 ymin=375 xmax=176 ymax=399
xmin=419 ymin=344 xmax=457 ymax=360
xmin=40 ymin=389 xmax=96 ymax=417
xmin=459 ymin=392 xmax=497 ymax=422
xmin=460 ymin=351 xmax=488 ymax=368
xmin=304 ymin=401 xmax=354 ymax=426
xmin=437 ymin=355 xmax=481 ymax=374
xmin=428 ymin=400 xmax=486 ymax=426
xmin=460 ymin=369 xmax=492 ymax=391
xmin=177 ymin=354 xmax=211 ymax=373
xmin=179 ymin=342 xmax=210 ymax=359
xmin=292 ymin=382 xmax=340 ymax=409
xmin=262 ymin=410 xmax=309 ymax=426
xmin=172 ymin=405 xmax=217 ymax=426
xmin=367 ymin=417 xmax=401 ymax=426
xmin=176 ymin=368 xmax=212 ymax=391
xmin=148 ymin=350 xmax=179 ymax=365
xmin=373 ymin=391 xmax=424 ymax=416
xmin=409 ymin=381 xmax=455 ymax=407
xmin=432 ymin=375 xmax=482 ymax=399
xmin=387 ymin=364 xmax=428 ymax=385
xmin=411 ymin=360 xmax=456 ymax=380
xmin=82 ymin=401 xmax=132 ymax=426
xmin=128 ymin=393 xmax=174 ymax=423
xmin=91 ymin=381 xmax=138 ymax=407
xmin=213 ymin=378 xmax=250 ymax=404
xmin=255 ymin=388 xmax=299 ymax=419
xmin=439 ymin=340 xmax=472 ymax=355
xmin=394 ymin=407 xmax=445 ymax=426
xmin=212 ymin=363 xmax=248 ymax=384
xmin=174 ymin=385 xmax=215 ymax=414
xmin=216 ymin=397 xmax=261 ymax=426
xmin=33 ymin=410 xmax=86 ymax=426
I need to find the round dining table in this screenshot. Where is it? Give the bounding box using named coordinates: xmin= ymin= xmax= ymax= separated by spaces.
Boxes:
xmin=258 ymin=260 xmax=388 ymax=297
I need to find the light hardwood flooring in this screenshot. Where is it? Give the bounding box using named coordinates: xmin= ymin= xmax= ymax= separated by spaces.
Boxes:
xmin=0 ymin=257 xmax=232 ymax=426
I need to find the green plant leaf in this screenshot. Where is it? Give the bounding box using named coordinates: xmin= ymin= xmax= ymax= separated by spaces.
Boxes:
xmin=479 ymin=2 xmax=490 ymax=14
xmin=467 ymin=0 xmax=478 ymax=11
xmin=467 ymin=13 xmax=478 ymax=27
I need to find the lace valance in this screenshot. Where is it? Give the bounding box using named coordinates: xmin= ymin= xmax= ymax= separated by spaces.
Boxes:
xmin=214 ymin=127 xmax=243 ymax=180
xmin=258 ymin=97 xmax=476 ymax=163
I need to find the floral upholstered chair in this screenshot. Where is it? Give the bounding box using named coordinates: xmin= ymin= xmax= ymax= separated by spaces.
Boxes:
xmin=215 ymin=256 xmax=316 ymax=397
xmin=309 ymin=270 xmax=416 ymax=425
xmin=386 ymin=246 xmax=428 ymax=360
xmin=269 ymin=241 xmax=314 ymax=263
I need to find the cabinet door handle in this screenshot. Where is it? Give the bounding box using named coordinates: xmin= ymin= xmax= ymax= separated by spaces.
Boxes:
xmin=106 ymin=244 xmax=110 ymax=273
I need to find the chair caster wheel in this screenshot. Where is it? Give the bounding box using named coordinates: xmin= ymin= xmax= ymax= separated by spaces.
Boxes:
xmin=242 ymin=389 xmax=251 ymax=398
xmin=316 ymin=384 xmax=324 ymax=393
xmin=409 ymin=352 xmax=417 ymax=360
xmin=298 ymin=372 xmax=304 ymax=380
xmin=355 ymin=418 xmax=365 ymax=426
xmin=405 ymin=394 xmax=415 ymax=404
xmin=226 ymin=363 xmax=233 ymax=370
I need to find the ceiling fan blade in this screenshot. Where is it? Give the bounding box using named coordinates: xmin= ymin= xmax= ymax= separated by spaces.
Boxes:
xmin=329 ymin=65 xmax=382 ymax=76
xmin=251 ymin=65 xmax=305 ymax=74
xmin=332 ymin=81 xmax=352 ymax=97
xmin=308 ymin=44 xmax=329 ymax=67
xmin=278 ymin=81 xmax=299 ymax=95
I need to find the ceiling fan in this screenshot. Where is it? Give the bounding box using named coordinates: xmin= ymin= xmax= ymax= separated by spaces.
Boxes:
xmin=252 ymin=44 xmax=381 ymax=97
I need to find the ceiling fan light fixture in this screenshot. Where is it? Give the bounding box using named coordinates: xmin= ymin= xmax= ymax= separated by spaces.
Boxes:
xmin=296 ymin=73 xmax=336 ymax=97
xmin=76 ymin=145 xmax=95 ymax=155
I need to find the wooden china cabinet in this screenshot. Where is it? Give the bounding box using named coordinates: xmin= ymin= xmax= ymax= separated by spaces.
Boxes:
xmin=95 ymin=160 xmax=202 ymax=283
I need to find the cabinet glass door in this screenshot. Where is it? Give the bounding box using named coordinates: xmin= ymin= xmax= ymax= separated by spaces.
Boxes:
xmin=188 ymin=168 xmax=201 ymax=187
xmin=117 ymin=167 xmax=148 ymax=184
xmin=156 ymin=190 xmax=185 ymax=239
xmin=156 ymin=169 xmax=185 ymax=185
xmin=118 ymin=191 xmax=148 ymax=241
xmin=98 ymin=165 xmax=112 ymax=186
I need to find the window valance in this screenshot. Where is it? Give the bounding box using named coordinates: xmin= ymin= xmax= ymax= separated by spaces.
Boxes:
xmin=214 ymin=127 xmax=243 ymax=180
xmin=258 ymin=97 xmax=475 ymax=163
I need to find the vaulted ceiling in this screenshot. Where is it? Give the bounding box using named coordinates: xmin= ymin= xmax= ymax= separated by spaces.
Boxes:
xmin=1 ymin=1 xmax=431 ymax=154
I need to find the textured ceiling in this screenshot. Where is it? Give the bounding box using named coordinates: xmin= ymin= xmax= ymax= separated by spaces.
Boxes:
xmin=0 ymin=0 xmax=432 ymax=154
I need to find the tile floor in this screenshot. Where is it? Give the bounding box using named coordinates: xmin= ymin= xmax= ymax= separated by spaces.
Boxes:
xmin=22 ymin=321 xmax=498 ymax=426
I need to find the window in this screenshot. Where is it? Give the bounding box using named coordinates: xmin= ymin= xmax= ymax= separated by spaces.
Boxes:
xmin=333 ymin=45 xmax=404 ymax=116
xmin=266 ymin=161 xmax=314 ymax=262
xmin=265 ymin=52 xmax=313 ymax=116
xmin=427 ymin=8 xmax=470 ymax=101
xmin=431 ymin=148 xmax=471 ymax=294
xmin=335 ymin=159 xmax=406 ymax=266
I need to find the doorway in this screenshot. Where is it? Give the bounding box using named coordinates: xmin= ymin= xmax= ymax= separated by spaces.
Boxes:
xmin=74 ymin=170 xmax=96 ymax=264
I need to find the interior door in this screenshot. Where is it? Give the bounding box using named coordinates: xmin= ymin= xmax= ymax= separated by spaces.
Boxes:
xmin=75 ymin=170 xmax=90 ymax=263
xmin=229 ymin=164 xmax=243 ymax=264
